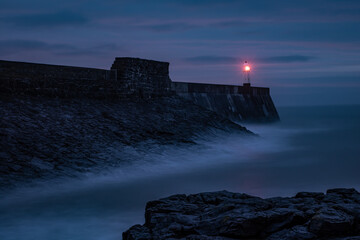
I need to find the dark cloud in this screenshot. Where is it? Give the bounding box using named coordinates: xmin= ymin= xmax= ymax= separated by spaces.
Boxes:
xmin=185 ymin=55 xmax=315 ymax=64
xmin=57 ymin=43 xmax=118 ymax=56
xmin=139 ymin=22 xmax=195 ymax=32
xmin=269 ymin=74 xmax=360 ymax=87
xmin=184 ymin=56 xmax=238 ymax=64
xmin=1 ymin=11 xmax=88 ymax=28
xmin=0 ymin=40 xmax=75 ymax=55
xmin=259 ymin=55 xmax=315 ymax=63
xmin=132 ymin=20 xmax=250 ymax=33
xmin=0 ymin=40 xmax=117 ymax=57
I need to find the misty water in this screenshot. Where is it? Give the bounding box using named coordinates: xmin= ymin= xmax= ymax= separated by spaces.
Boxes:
xmin=1 ymin=105 xmax=360 ymax=240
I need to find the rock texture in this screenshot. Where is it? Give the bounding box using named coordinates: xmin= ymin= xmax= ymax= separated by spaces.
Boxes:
xmin=123 ymin=188 xmax=360 ymax=240
xmin=0 ymin=95 xmax=250 ymax=190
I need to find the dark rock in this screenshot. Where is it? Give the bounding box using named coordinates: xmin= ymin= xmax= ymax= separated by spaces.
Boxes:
xmin=295 ymin=192 xmax=325 ymax=199
xmin=327 ymin=188 xmax=359 ymax=196
xmin=330 ymin=237 xmax=360 ymax=240
xmin=122 ymin=225 xmax=152 ymax=240
xmin=308 ymin=207 xmax=354 ymax=236
xmin=267 ymin=225 xmax=316 ymax=240
xmin=123 ymin=189 xmax=360 ymax=240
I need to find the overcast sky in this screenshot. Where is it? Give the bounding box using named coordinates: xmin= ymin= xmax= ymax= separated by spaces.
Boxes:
xmin=1 ymin=0 xmax=359 ymax=105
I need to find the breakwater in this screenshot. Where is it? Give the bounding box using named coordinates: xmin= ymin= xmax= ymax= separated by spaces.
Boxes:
xmin=172 ymin=82 xmax=279 ymax=122
xmin=0 ymin=57 xmax=279 ymax=122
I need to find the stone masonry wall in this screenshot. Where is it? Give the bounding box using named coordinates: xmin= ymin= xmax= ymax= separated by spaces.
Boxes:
xmin=172 ymin=82 xmax=279 ymax=122
xmin=0 ymin=58 xmax=172 ymax=98
xmin=111 ymin=57 xmax=172 ymax=97
xmin=0 ymin=58 xmax=279 ymax=122
xmin=0 ymin=60 xmax=114 ymax=98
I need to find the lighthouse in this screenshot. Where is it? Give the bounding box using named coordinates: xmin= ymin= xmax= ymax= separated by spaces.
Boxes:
xmin=243 ymin=61 xmax=251 ymax=84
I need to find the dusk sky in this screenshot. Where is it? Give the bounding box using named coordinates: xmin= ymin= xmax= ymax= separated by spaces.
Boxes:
xmin=1 ymin=0 xmax=359 ymax=106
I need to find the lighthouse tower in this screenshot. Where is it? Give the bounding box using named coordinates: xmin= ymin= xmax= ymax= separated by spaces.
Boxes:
xmin=243 ymin=61 xmax=251 ymax=85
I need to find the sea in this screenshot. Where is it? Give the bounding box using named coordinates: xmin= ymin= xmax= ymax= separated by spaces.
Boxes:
xmin=0 ymin=105 xmax=360 ymax=240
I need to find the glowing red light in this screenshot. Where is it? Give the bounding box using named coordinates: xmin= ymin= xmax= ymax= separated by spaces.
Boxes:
xmin=244 ymin=65 xmax=251 ymax=72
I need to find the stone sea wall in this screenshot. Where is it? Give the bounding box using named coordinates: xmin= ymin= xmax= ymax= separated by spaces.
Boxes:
xmin=111 ymin=57 xmax=172 ymax=97
xmin=0 ymin=58 xmax=171 ymax=98
xmin=0 ymin=96 xmax=250 ymax=189
xmin=0 ymin=60 xmax=111 ymax=98
xmin=0 ymin=57 xmax=279 ymax=121
xmin=171 ymin=82 xmax=279 ymax=122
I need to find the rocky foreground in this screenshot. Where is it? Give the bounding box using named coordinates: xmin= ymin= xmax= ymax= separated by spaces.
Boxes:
xmin=124 ymin=188 xmax=360 ymax=240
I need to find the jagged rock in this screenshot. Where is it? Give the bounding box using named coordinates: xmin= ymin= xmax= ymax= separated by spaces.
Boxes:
xmin=123 ymin=225 xmax=152 ymax=240
xmin=266 ymin=225 xmax=316 ymax=240
xmin=123 ymin=188 xmax=360 ymax=240
xmin=308 ymin=207 xmax=354 ymax=236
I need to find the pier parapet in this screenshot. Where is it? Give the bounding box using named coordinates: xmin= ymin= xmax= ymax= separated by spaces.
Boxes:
xmin=0 ymin=57 xmax=279 ymax=122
